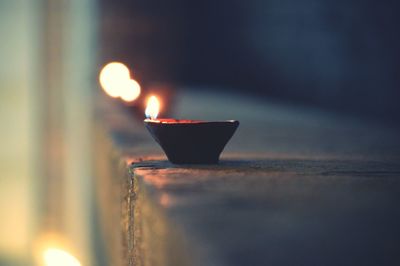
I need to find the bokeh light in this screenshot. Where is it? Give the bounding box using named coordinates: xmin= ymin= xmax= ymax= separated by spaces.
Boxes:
xmin=99 ymin=62 xmax=130 ymax=98
xmin=43 ymin=248 xmax=81 ymax=266
xmin=120 ymin=79 xmax=141 ymax=102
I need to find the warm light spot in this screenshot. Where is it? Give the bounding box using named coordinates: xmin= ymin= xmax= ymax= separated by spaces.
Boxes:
xmin=120 ymin=79 xmax=141 ymax=102
xmin=99 ymin=62 xmax=130 ymax=98
xmin=143 ymin=172 xmax=170 ymax=188
xmin=145 ymin=95 xmax=160 ymax=119
xmin=43 ymin=248 xmax=81 ymax=266
xmin=159 ymin=193 xmax=173 ymax=207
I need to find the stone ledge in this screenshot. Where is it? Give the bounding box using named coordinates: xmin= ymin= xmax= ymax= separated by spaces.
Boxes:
xmin=129 ymin=158 xmax=400 ymax=266
xmin=95 ymin=91 xmax=400 ymax=266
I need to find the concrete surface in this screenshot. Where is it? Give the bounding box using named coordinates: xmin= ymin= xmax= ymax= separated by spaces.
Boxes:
xmin=96 ymin=90 xmax=400 ymax=266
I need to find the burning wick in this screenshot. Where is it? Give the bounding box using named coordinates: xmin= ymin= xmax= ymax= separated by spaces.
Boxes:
xmin=145 ymin=95 xmax=160 ymax=120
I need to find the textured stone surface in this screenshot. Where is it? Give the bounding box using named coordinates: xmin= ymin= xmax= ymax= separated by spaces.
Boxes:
xmin=131 ymin=159 xmax=400 ymax=266
xmin=97 ymin=91 xmax=400 ymax=266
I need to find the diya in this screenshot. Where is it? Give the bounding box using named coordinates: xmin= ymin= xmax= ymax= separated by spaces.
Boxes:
xmin=144 ymin=96 xmax=239 ymax=164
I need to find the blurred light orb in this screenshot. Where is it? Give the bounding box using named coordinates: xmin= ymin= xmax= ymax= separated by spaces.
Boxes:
xmin=120 ymin=79 xmax=141 ymax=102
xmin=145 ymin=95 xmax=160 ymax=119
xmin=43 ymin=248 xmax=81 ymax=266
xmin=99 ymin=62 xmax=130 ymax=98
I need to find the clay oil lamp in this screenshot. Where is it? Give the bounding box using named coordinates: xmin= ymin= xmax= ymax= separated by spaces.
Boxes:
xmin=144 ymin=96 xmax=239 ymax=164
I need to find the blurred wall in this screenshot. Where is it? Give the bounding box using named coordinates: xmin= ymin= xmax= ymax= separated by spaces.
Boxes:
xmin=40 ymin=0 xmax=97 ymax=265
xmin=100 ymin=0 xmax=185 ymax=86
xmin=0 ymin=1 xmax=40 ymax=263
xmin=0 ymin=0 xmax=96 ymax=265
xmin=101 ymin=0 xmax=400 ymax=124
xmin=181 ymin=0 xmax=400 ymax=123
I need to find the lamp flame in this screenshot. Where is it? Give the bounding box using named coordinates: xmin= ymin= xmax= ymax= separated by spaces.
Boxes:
xmin=145 ymin=96 xmax=160 ymax=120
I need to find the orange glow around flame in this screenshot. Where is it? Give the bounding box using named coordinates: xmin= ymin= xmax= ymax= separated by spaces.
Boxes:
xmin=145 ymin=96 xmax=160 ymax=119
xmin=99 ymin=62 xmax=141 ymax=102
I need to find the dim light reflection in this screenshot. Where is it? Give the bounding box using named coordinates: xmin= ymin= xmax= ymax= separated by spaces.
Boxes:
xmin=145 ymin=95 xmax=160 ymax=119
xmin=159 ymin=193 xmax=174 ymax=207
xmin=43 ymin=248 xmax=81 ymax=266
xmin=143 ymin=173 xmax=169 ymax=188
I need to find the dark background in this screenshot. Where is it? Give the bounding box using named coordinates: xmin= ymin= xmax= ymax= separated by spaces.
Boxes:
xmin=100 ymin=0 xmax=400 ymax=124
